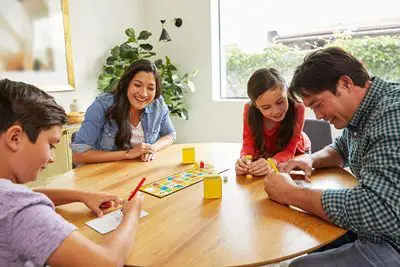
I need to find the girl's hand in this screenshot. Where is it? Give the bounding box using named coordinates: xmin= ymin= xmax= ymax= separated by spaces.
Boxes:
xmin=125 ymin=143 xmax=155 ymax=160
xmin=249 ymin=158 xmax=272 ymax=176
xmin=141 ymin=153 xmax=156 ymax=162
xmin=235 ymin=156 xmax=249 ymax=175
xmin=81 ymin=192 xmax=123 ymax=217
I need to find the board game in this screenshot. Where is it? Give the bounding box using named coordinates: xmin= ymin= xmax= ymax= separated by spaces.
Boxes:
xmin=139 ymin=164 xmax=216 ymax=198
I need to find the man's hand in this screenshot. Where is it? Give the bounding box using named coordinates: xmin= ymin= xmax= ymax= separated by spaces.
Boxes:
xmin=279 ymin=154 xmax=313 ymax=182
xmin=263 ymin=172 xmax=298 ymax=205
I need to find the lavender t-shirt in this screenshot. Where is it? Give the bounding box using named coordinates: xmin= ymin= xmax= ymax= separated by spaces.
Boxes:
xmin=0 ymin=179 xmax=76 ymax=267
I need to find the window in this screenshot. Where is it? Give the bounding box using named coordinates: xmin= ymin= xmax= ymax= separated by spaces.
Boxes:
xmin=218 ymin=0 xmax=400 ymax=99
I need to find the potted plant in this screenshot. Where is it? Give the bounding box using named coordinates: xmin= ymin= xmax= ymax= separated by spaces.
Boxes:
xmin=98 ymin=28 xmax=197 ymax=120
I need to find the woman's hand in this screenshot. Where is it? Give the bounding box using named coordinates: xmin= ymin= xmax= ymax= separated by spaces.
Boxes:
xmin=81 ymin=192 xmax=123 ymax=217
xmin=125 ymin=143 xmax=155 ymax=160
xmin=141 ymin=153 xmax=156 ymax=162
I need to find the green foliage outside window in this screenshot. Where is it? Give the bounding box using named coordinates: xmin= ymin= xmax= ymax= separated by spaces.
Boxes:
xmin=226 ymin=35 xmax=400 ymax=97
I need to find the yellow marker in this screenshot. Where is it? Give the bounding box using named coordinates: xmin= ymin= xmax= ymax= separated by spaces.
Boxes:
xmin=245 ymin=155 xmax=253 ymax=178
xmin=267 ymin=158 xmax=279 ymax=173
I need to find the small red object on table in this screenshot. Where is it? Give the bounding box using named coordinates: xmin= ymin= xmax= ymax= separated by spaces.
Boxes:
xmin=200 ymin=160 xmax=205 ymax=168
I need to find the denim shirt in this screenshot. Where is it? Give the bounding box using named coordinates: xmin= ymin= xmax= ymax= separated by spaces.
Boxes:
xmin=71 ymin=93 xmax=176 ymax=153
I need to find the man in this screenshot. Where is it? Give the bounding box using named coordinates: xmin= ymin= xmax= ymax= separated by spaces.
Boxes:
xmin=263 ymin=47 xmax=400 ymax=266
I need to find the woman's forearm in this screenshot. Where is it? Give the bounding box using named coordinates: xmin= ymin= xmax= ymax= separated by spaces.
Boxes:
xmin=152 ymin=134 xmax=175 ymax=152
xmin=73 ymin=150 xmax=127 ymax=164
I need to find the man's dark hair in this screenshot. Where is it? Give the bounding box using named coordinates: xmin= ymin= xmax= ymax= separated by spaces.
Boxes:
xmin=0 ymin=79 xmax=68 ymax=143
xmin=289 ymin=46 xmax=370 ymax=97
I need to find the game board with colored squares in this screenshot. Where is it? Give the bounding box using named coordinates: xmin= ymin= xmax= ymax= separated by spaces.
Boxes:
xmin=139 ymin=164 xmax=216 ymax=198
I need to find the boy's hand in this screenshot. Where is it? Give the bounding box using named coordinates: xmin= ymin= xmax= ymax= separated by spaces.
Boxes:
xmin=81 ymin=192 xmax=123 ymax=217
xmin=235 ymin=156 xmax=249 ymax=175
xmin=122 ymin=192 xmax=143 ymax=219
xmin=249 ymin=158 xmax=273 ymax=176
xmin=263 ymin=172 xmax=297 ymax=205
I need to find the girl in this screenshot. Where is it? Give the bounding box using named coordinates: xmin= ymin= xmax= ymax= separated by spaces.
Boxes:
xmin=72 ymin=59 xmax=176 ymax=164
xmin=235 ymin=68 xmax=310 ymax=177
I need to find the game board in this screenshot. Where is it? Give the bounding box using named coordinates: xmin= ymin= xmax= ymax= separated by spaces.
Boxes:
xmin=139 ymin=164 xmax=216 ymax=198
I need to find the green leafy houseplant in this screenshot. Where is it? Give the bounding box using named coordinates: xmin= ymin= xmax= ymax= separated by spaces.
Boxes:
xmin=98 ymin=28 xmax=197 ymax=120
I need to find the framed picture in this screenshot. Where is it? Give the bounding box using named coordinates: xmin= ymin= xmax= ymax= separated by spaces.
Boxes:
xmin=0 ymin=0 xmax=75 ymax=92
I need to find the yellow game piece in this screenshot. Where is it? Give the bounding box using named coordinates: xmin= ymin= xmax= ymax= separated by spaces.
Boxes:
xmin=267 ymin=158 xmax=279 ymax=173
xmin=182 ymin=146 xmax=195 ymax=164
xmin=194 ymin=162 xmax=199 ymax=169
xmin=203 ymin=175 xmax=222 ymax=199
xmin=245 ymin=155 xmax=253 ymax=178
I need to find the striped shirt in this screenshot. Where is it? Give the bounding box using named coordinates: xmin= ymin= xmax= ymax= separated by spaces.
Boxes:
xmin=322 ymin=77 xmax=400 ymax=251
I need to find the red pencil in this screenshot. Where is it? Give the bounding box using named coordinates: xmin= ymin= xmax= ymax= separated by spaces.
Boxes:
xmin=128 ymin=177 xmax=146 ymax=201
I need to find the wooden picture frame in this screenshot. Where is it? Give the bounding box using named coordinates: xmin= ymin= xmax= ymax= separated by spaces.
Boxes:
xmin=0 ymin=0 xmax=75 ymax=91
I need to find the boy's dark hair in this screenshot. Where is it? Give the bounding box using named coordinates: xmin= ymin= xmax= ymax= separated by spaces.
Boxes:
xmin=0 ymin=79 xmax=68 ymax=143
xmin=247 ymin=68 xmax=298 ymax=158
xmin=289 ymin=46 xmax=370 ymax=97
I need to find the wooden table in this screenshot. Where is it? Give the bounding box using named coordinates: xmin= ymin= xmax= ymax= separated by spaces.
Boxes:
xmin=41 ymin=143 xmax=357 ymax=267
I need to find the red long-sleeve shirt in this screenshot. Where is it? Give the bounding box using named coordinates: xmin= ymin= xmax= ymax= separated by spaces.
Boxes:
xmin=240 ymin=102 xmax=311 ymax=163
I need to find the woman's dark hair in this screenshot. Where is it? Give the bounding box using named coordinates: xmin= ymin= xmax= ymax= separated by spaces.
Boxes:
xmin=290 ymin=46 xmax=370 ymax=97
xmin=106 ymin=59 xmax=161 ymax=150
xmin=247 ymin=68 xmax=298 ymax=158
xmin=0 ymin=79 xmax=67 ymax=143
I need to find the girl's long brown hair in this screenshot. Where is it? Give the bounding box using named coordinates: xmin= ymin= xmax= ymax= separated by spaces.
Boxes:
xmin=247 ymin=68 xmax=298 ymax=158
xmin=105 ymin=60 xmax=161 ymax=150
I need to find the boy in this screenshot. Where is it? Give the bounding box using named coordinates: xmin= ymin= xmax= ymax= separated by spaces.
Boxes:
xmin=0 ymin=79 xmax=143 ymax=267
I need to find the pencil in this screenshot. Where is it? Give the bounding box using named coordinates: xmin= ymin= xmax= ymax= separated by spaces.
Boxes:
xmin=267 ymin=158 xmax=279 ymax=174
xmin=128 ymin=177 xmax=146 ymax=201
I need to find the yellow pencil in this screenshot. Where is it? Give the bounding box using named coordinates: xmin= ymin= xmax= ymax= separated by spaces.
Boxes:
xmin=267 ymin=158 xmax=279 ymax=173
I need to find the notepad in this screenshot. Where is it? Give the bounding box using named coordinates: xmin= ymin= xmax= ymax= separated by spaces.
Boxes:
xmin=86 ymin=209 xmax=149 ymax=234
xmin=294 ymin=180 xmax=311 ymax=188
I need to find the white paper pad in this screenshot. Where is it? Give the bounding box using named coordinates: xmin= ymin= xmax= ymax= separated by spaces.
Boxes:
xmin=294 ymin=180 xmax=311 ymax=188
xmin=86 ymin=209 xmax=149 ymax=234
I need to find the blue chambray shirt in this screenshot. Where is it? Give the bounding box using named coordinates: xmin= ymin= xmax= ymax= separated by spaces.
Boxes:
xmin=71 ymin=93 xmax=176 ymax=153
xmin=322 ymin=77 xmax=400 ymax=251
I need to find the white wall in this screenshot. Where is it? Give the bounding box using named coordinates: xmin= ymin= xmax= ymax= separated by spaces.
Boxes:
xmin=144 ymin=0 xmax=340 ymax=143
xmin=145 ymin=0 xmax=245 ymax=143
xmin=50 ymin=0 xmax=146 ymax=111
xmin=49 ymin=0 xmax=338 ymax=143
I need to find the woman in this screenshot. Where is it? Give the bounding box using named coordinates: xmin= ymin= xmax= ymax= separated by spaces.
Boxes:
xmin=71 ymin=59 xmax=176 ymax=164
